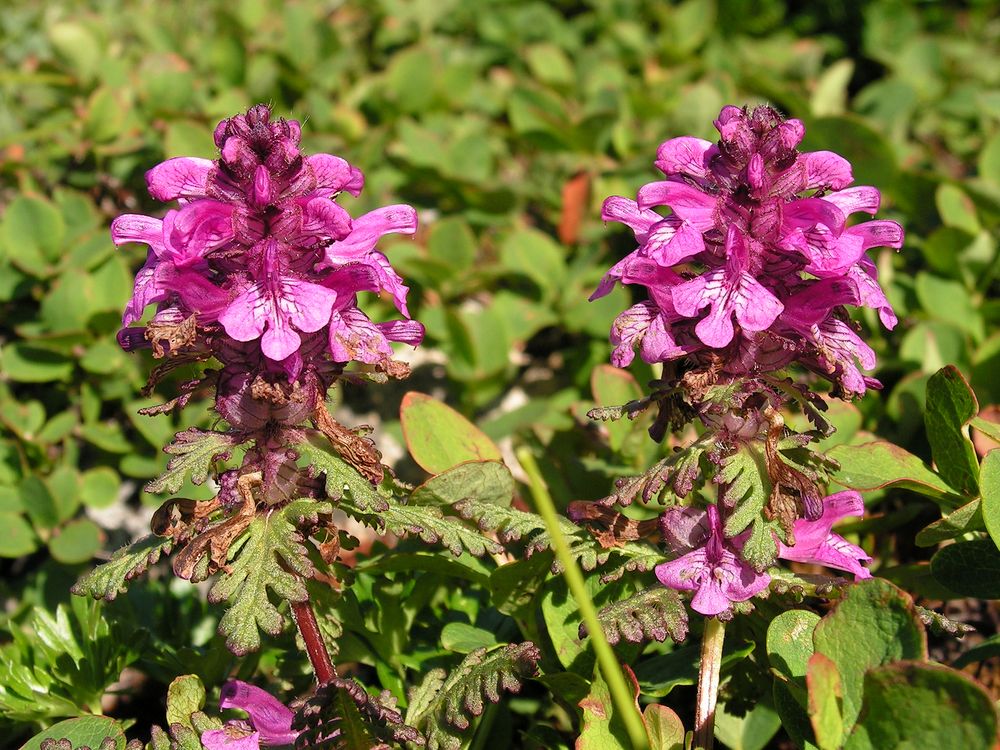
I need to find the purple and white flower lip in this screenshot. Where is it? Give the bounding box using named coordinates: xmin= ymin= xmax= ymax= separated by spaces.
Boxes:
xmin=112 ymin=104 xmax=423 ymax=368
xmin=597 ymin=104 xmax=903 ymax=396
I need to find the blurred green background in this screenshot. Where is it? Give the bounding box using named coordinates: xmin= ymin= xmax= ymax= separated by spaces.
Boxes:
xmin=1 ymin=0 xmax=999 ymax=738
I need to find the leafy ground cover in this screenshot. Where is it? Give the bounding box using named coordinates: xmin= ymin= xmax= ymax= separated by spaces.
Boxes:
xmin=1 ymin=1 xmax=1000 ymax=749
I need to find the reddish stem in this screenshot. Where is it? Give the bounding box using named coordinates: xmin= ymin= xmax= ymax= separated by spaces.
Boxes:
xmin=291 ymin=599 xmax=337 ymax=685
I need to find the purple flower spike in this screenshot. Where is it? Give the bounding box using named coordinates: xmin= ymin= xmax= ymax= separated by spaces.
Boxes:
xmin=655 ymin=505 xmax=771 ymax=616
xmin=113 ymin=104 xmax=422 ymax=367
xmin=598 ymin=104 xmax=903 ymax=395
xmin=778 ymin=491 xmax=872 ymax=580
xmin=201 ymin=680 xmax=300 ymax=749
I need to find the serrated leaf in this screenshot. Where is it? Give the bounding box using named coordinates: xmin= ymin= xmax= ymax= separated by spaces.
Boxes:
xmin=207 ymin=504 xmax=316 ymax=655
xmin=166 ymin=676 xmax=205 ymax=731
xmin=146 ymin=429 xmax=236 ymax=495
xmin=298 ymin=435 xmax=388 ymax=513
xmin=720 ymin=445 xmax=768 ymax=536
xmin=18 ymin=717 xmax=125 ymax=750
xmin=406 ymin=643 xmax=541 ymax=750
xmin=71 ymin=535 xmax=173 ymax=601
xmin=582 ymin=587 xmax=688 ymax=646
xmin=378 ymin=501 xmax=503 ymax=557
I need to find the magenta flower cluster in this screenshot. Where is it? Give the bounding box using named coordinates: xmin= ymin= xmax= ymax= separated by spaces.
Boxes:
xmin=595 ymin=105 xmax=903 ymax=395
xmin=112 ymin=105 xmax=423 ymax=375
xmin=201 ymin=680 xmax=298 ymax=750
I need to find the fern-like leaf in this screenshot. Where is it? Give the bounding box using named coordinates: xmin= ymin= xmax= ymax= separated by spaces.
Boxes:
xmin=145 ymin=428 xmax=237 ymax=494
xmin=718 ymin=444 xmax=768 ymax=537
xmin=405 ymin=643 xmax=541 ymax=750
xmin=72 ymin=535 xmax=173 ymax=601
xmin=298 ymin=435 xmax=389 ymax=513
xmin=294 ymin=678 xmax=423 ymax=750
xmin=205 ymin=501 xmax=317 ymax=655
xmin=455 ymin=499 xmax=579 ymax=557
xmin=580 ymin=588 xmax=688 ymax=645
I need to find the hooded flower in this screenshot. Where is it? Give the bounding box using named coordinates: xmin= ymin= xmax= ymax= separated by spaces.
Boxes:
xmin=113 ymin=104 xmax=423 ymax=367
xmin=598 ymin=105 xmax=903 ymax=396
xmin=655 ymin=504 xmax=771 ymax=616
xmin=201 ymin=680 xmax=299 ymax=749
xmin=777 ymin=490 xmax=872 ymax=579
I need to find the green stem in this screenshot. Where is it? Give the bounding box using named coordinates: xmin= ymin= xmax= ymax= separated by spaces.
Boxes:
xmin=516 ymin=449 xmax=649 ymax=750
xmin=693 ymin=616 xmax=726 ymax=750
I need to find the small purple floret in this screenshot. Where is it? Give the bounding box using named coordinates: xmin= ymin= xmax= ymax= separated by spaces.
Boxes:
xmin=200 ymin=679 xmax=300 ymax=749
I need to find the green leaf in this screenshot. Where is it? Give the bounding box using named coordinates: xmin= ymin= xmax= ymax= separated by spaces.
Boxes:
xmin=72 ymin=535 xmax=173 ymax=600
xmin=426 ymin=217 xmax=476 ymax=270
xmin=0 ymin=512 xmax=38 ymax=557
xmin=440 ymin=623 xmax=499 ymax=654
xmin=635 ymin=641 xmax=755 ymax=698
xmin=930 ymin=538 xmax=1000 ymax=598
xmin=410 ymin=461 xmax=513 ymax=508
xmin=807 ymin=653 xmax=844 ymax=750
xmin=714 ymin=700 xmax=782 ymax=750
xmin=400 ymin=392 xmax=501 ymax=474
xmin=829 ymin=441 xmax=959 ymax=504
xmin=924 ymin=366 xmax=980 ymax=496
xmin=19 ymin=716 xmax=125 ymax=750
xmin=166 ymin=675 xmax=206 ymax=731
xmin=953 ymin=633 xmax=1000 ymax=669
xmin=145 ymin=429 xmax=236 ymax=495
xmin=972 ymin=416 xmax=1000 ymax=443
xmin=208 ymin=503 xmax=317 ymax=655
xmin=810 ymin=59 xmax=854 ymax=117
xmin=377 ymin=499 xmax=504 ymax=558
xmin=915 ymin=498 xmax=984 ymax=547
xmin=577 ymin=670 xmax=632 ymax=750
xmin=80 ymin=467 xmax=120 ymax=509
xmin=642 ymin=704 xmax=685 ymax=750
xmin=915 ymin=272 xmax=984 ymax=341
xmin=47 ymin=22 xmax=102 ymax=83
xmin=767 ymin=609 xmax=821 ymax=701
xmin=0 ymin=343 xmax=74 ymax=383
xmin=980 ymin=450 xmax=1000 ymax=549
xmin=844 ymin=663 xmax=999 ymax=750
xmin=21 ymin=475 xmax=59 ymax=530
xmin=812 ymin=578 xmax=927 ymax=731
xmin=591 ymin=365 xmax=644 ymax=452
xmin=49 ymin=519 xmax=104 ymax=564
xmin=1 ymin=195 xmax=65 ymax=276
xmin=406 ymin=643 xmax=541 ymax=750
xmin=935 ymin=183 xmax=980 ymax=234
xmin=499 ymin=228 xmax=568 ymax=300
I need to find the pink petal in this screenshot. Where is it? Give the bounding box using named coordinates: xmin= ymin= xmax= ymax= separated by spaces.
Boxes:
xmin=636 ymin=181 xmax=717 ymax=230
xmin=308 ymin=153 xmax=365 ymax=197
xmin=320 ymin=205 xmax=418 ymax=270
xmin=646 ymin=218 xmax=705 ymax=267
xmin=220 ymin=680 xmax=298 ymax=745
xmin=169 ymin=201 xmax=235 ymax=255
xmin=848 ymin=259 xmax=897 ymax=329
xmin=172 ymin=271 xmax=232 ymax=322
xmin=733 ymin=275 xmax=783 ymax=333
xmin=654 ymin=137 xmax=716 ymax=179
xmin=111 ymin=215 xmax=164 ymax=252
xmin=802 ymin=151 xmax=853 ymax=190
xmin=822 ymin=186 xmax=881 ymax=216
xmin=610 ymin=301 xmax=657 ymax=367
xmin=844 ymin=220 xmax=904 ymax=251
xmin=146 ymin=157 xmax=214 ymax=201
xmin=329 ymin=307 xmax=393 ymax=363
xmin=690 ymin=577 xmax=737 ymax=616
xmin=377 ymin=319 xmax=425 ymax=346
xmin=601 ymin=196 xmax=661 ymax=243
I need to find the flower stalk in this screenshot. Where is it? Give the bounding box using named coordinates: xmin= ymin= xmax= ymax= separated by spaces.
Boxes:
xmin=694 ymin=616 xmax=726 ymax=750
xmin=290 ymin=599 xmax=337 ymax=686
